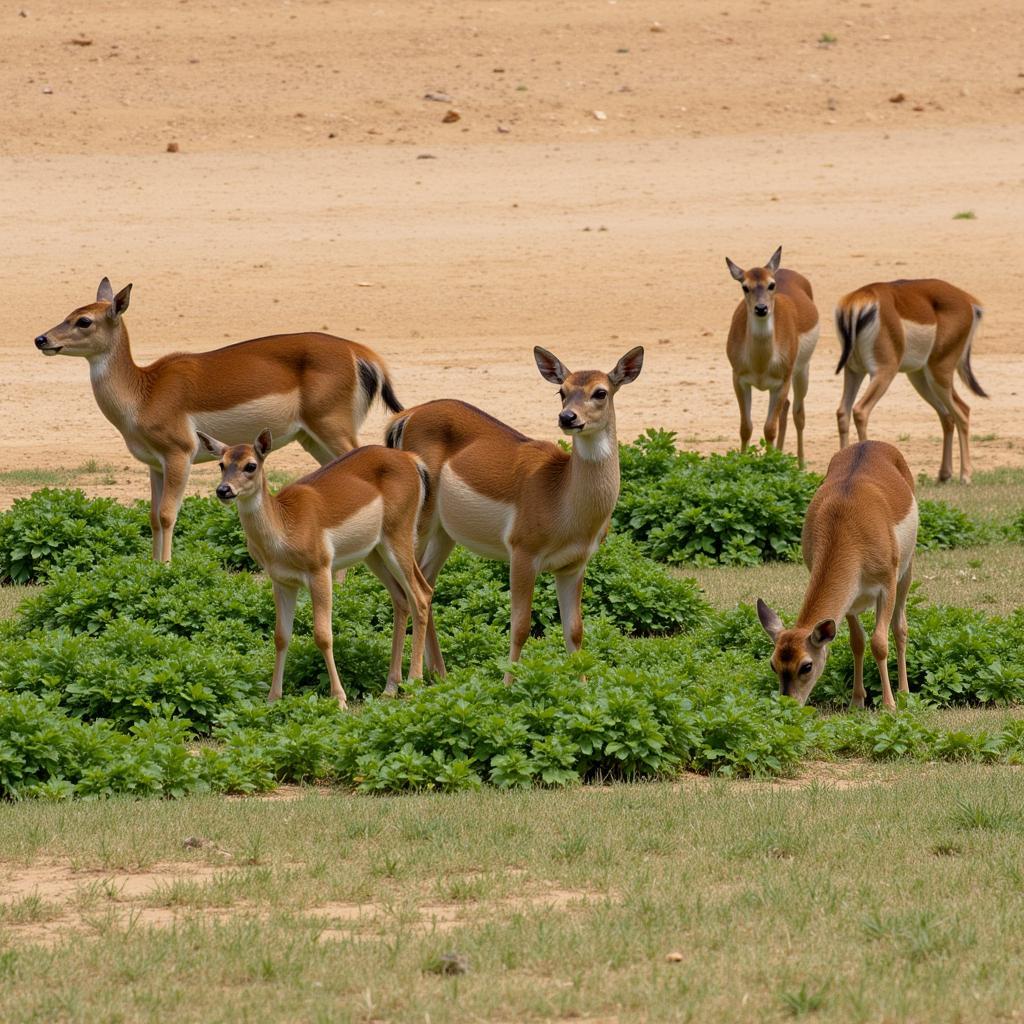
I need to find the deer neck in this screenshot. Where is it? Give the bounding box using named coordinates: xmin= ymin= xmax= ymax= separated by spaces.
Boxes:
xmin=235 ymin=479 xmax=288 ymax=563
xmin=567 ymin=418 xmax=620 ymax=527
xmin=87 ymin=325 xmax=147 ymax=429
xmin=796 ymin=551 xmax=860 ymax=628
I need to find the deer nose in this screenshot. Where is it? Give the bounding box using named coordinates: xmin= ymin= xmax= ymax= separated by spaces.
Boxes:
xmin=558 ymin=409 xmax=578 ymax=428
xmin=754 ymin=303 xmax=769 ymax=317
xmin=216 ymin=484 xmax=234 ymax=500
xmin=35 ymin=335 xmax=49 ymax=349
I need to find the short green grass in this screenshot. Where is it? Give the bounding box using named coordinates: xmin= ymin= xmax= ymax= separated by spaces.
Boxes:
xmin=918 ymin=466 xmax=1024 ymax=530
xmin=1 ymin=770 xmax=1024 ymax=1022
xmin=0 ymin=461 xmax=117 ymax=488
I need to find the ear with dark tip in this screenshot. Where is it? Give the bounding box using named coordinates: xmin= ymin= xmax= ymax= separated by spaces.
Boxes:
xmin=255 ymin=429 xmax=273 ymax=459
xmin=608 ymin=346 xmax=644 ymax=387
xmin=534 ymin=346 xmax=570 ymax=385
xmin=766 ymin=246 xmax=782 ymax=273
xmin=756 ymin=598 xmax=784 ymax=640
xmin=196 ymin=431 xmax=226 ymax=458
xmin=810 ymin=619 xmax=837 ymax=647
xmin=726 ymin=257 xmax=745 ymax=282
xmin=96 ymin=277 xmax=114 ymax=302
xmin=107 ymin=283 xmax=132 ymax=320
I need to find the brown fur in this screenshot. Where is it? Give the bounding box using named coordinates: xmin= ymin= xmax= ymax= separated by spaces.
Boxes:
xmin=834 ymin=278 xmax=985 ymax=483
xmin=758 ymin=441 xmax=917 ymax=709
xmin=35 ymin=279 xmax=401 ymax=561
xmin=725 ymin=248 xmax=820 ymax=466
xmin=386 ymin=347 xmax=643 ymax=683
xmin=198 ymin=433 xmax=433 ymax=706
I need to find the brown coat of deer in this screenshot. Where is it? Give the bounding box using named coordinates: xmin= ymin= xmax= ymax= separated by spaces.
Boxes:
xmin=757 ymin=440 xmax=918 ymax=710
xmin=725 ymin=246 xmax=820 ymax=467
xmin=35 ymin=279 xmax=402 ymax=561
xmin=834 ymin=278 xmax=985 ymax=483
xmin=385 ymin=346 xmax=644 ymax=683
xmin=198 ymin=431 xmax=433 ymax=707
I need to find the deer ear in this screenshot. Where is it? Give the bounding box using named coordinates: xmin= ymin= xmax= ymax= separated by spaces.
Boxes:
xmin=809 ymin=619 xmax=837 ymax=647
xmin=96 ymin=277 xmax=114 ymax=302
xmin=609 ymin=346 xmax=644 ymax=387
xmin=108 ymin=283 xmax=132 ymax=320
xmin=767 ymin=246 xmax=782 ymax=273
xmin=756 ymin=598 xmax=784 ymax=640
xmin=196 ymin=431 xmax=226 ymax=458
xmin=255 ymin=429 xmax=273 ymax=458
xmin=726 ymin=257 xmax=745 ymax=282
xmin=534 ymin=346 xmax=570 ymax=385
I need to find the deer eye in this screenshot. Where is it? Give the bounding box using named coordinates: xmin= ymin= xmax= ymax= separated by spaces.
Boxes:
xmin=592 ymin=388 xmax=608 ymax=400
xmin=244 ymin=462 xmax=258 ymax=473
xmin=768 ymin=281 xmax=776 ymax=291
xmin=742 ymin=285 xmax=750 ymax=294
xmin=799 ymin=661 xmax=813 ymax=675
xmin=75 ymin=316 xmax=93 ymax=328
xmin=217 ymin=462 xmax=224 ymax=471
xmin=558 ymin=388 xmax=565 ymax=400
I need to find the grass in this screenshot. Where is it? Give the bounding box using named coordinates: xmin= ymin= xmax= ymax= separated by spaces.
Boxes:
xmin=0 ymin=585 xmax=34 ymax=621
xmin=0 ymin=461 xmax=117 ymax=488
xmin=917 ymin=466 xmax=1024 ymax=531
xmin=687 ymin=543 xmax=1024 ymax=617
xmin=953 ymin=210 xmax=977 ymax=220
xmin=0 ymin=768 xmax=1023 ymax=1021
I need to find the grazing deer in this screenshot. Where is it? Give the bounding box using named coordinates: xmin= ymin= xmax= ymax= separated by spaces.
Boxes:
xmin=386 ymin=346 xmax=644 ymax=683
xmin=197 ymin=430 xmax=433 ymax=707
xmin=756 ymin=440 xmax=918 ymax=710
xmin=834 ymin=278 xmax=986 ymax=483
xmin=725 ymin=246 xmax=820 ymax=467
xmin=35 ymin=279 xmax=402 ymax=562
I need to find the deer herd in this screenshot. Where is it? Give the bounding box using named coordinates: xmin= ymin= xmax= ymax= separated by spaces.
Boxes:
xmin=33 ymin=253 xmax=986 ymax=711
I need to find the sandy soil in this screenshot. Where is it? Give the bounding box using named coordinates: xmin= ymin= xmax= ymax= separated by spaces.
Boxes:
xmin=2 ymin=0 xmax=1022 ymax=507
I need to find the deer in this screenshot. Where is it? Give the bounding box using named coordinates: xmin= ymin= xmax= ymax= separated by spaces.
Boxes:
xmin=725 ymin=246 xmax=820 ymax=467
xmin=756 ymin=440 xmax=918 ymax=710
xmin=385 ymin=346 xmax=644 ymax=683
xmin=197 ymin=430 xmax=433 ymax=707
xmin=834 ymin=278 xmax=986 ymax=483
xmin=34 ymin=279 xmax=403 ymax=562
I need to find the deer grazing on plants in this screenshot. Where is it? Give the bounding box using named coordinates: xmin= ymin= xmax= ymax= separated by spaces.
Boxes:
xmin=197 ymin=430 xmax=433 ymax=707
xmin=34 ymin=279 xmax=402 ymax=562
xmin=834 ymin=278 xmax=986 ymax=483
xmin=386 ymin=346 xmax=644 ymax=683
xmin=725 ymin=246 xmax=820 ymax=467
xmin=756 ymin=440 xmax=918 ymax=710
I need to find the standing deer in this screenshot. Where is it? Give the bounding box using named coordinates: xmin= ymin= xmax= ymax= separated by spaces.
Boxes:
xmin=756 ymin=440 xmax=918 ymax=710
xmin=834 ymin=278 xmax=986 ymax=483
xmin=197 ymin=430 xmax=433 ymax=707
xmin=725 ymin=246 xmax=820 ymax=467
xmin=385 ymin=346 xmax=644 ymax=683
xmin=34 ymin=279 xmax=402 ymax=561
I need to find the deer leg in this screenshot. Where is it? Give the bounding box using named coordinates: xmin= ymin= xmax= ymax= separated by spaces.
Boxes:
xmin=907 ymin=370 xmax=954 ymax=482
xmin=776 ymin=397 xmax=791 ymax=452
xmin=847 ymin=614 xmax=866 ymax=709
xmin=418 ymin=531 xmax=456 ymax=678
xmin=156 ymin=452 xmax=192 ymax=563
xmin=310 ymin=568 xmax=346 ymax=708
xmin=763 ymin=382 xmax=789 ymax=449
xmin=950 ymin=385 xmax=973 ymax=484
xmin=269 ymin=581 xmax=299 ymax=702
xmin=893 ymin=562 xmax=913 ymax=695
xmin=872 ymin=579 xmax=898 ymax=710
xmin=733 ymin=377 xmax=753 ymax=452
xmin=792 ymin=365 xmax=810 ymax=468
xmin=506 ymin=553 xmax=538 ymax=685
xmin=836 ymin=368 xmax=866 ymax=449
xmin=148 ymin=468 xmax=164 ymax=561
xmin=852 ymin=368 xmax=897 ymax=443
xmin=364 ymin=551 xmax=409 ymax=697
xmin=554 ymin=565 xmax=586 ymax=656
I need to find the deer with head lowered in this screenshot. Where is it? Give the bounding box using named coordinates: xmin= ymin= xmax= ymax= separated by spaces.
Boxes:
xmin=725 ymin=246 xmax=820 ymax=466
xmin=834 ymin=277 xmax=986 ymax=483
xmin=34 ymin=279 xmax=403 ymax=562
xmin=756 ymin=440 xmax=918 ymax=710
xmin=386 ymin=346 xmax=644 ymax=683
xmin=197 ymin=430 xmax=433 ymax=707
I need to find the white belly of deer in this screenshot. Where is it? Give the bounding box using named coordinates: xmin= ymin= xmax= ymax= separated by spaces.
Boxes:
xmin=438 ymin=465 xmax=516 ymax=561
xmin=739 ymin=367 xmax=786 ymax=391
xmin=797 ymin=325 xmax=820 ymax=365
xmin=899 ymin=320 xmax=936 ymax=373
xmin=893 ymin=498 xmax=919 ymax=578
xmin=325 ymin=498 xmax=385 ymax=568
xmin=191 ymin=392 xmax=303 ymax=459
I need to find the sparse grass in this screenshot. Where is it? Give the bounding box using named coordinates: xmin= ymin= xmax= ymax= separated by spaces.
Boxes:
xmin=687 ymin=543 xmax=1024 ymax=616
xmin=0 ymin=584 xmax=34 ymax=621
xmin=953 ymin=210 xmax=977 ymax=220
xmin=0 ymin=768 xmax=1023 ymax=1021
xmin=817 ymin=31 xmax=838 ymax=46
xmin=918 ymin=466 xmax=1024 ymax=530
xmin=0 ymin=462 xmax=117 ymax=488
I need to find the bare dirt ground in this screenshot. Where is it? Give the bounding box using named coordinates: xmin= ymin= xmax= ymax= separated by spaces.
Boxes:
xmin=2 ymin=0 xmax=1022 ymax=507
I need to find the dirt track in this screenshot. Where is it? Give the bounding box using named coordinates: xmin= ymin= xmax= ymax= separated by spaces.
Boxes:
xmin=2 ymin=0 xmax=1022 ymax=506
